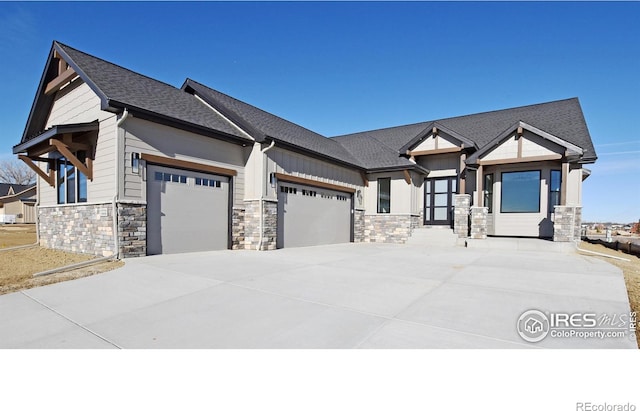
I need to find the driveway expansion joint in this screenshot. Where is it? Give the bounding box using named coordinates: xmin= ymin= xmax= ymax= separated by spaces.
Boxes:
xmin=21 ymin=291 xmax=123 ymax=349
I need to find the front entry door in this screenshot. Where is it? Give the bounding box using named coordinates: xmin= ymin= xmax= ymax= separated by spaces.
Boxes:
xmin=424 ymin=177 xmax=457 ymax=226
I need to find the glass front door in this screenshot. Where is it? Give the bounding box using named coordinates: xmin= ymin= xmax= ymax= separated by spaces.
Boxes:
xmin=424 ymin=177 xmax=457 ymax=226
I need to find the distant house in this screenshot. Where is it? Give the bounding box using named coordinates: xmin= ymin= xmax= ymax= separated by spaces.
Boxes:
xmin=13 ymin=41 xmax=597 ymax=257
xmin=0 ymin=183 xmax=37 ymax=223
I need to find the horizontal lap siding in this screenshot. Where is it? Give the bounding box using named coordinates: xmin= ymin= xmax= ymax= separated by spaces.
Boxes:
xmin=88 ymin=116 xmax=117 ymax=202
xmin=122 ymin=117 xmax=247 ymax=207
xmin=39 ymin=81 xmax=116 ymax=206
xmin=45 ymin=81 xmax=111 ymax=128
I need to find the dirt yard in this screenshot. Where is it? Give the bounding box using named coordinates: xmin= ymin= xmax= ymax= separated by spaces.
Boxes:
xmin=578 ymin=241 xmax=640 ymax=344
xmin=0 ymin=224 xmax=123 ymax=295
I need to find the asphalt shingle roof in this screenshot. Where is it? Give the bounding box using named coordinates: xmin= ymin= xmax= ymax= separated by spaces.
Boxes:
xmin=331 ymin=132 xmax=418 ymax=170
xmin=0 ymin=184 xmax=35 ymax=198
xmin=184 ymin=79 xmax=365 ymax=168
xmin=332 ymin=98 xmax=597 ymax=163
xmin=54 ymin=42 xmax=250 ymax=142
xmin=23 ymin=42 xmax=596 ymax=171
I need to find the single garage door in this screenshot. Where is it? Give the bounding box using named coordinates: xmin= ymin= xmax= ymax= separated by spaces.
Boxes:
xmin=147 ymin=164 xmax=230 ymax=255
xmin=277 ymin=182 xmax=352 ymax=248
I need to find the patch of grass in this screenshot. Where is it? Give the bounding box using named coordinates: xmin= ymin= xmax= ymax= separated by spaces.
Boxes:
xmin=0 ymin=246 xmax=124 ymax=295
xmin=578 ymin=241 xmax=640 ymax=345
xmin=0 ymin=224 xmax=37 ymax=248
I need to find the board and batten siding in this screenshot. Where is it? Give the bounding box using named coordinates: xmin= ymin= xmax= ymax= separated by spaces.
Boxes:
xmin=122 ymin=117 xmax=248 ymax=207
xmin=412 ymin=132 xmax=459 ymax=152
xmin=265 ymin=147 xmax=364 ymax=209
xmin=483 ymin=131 xmax=565 ymax=162
xmin=38 ymin=81 xmax=117 ymax=206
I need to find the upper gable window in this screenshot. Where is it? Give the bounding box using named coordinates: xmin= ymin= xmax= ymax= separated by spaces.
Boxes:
xmin=500 ymin=171 xmax=540 ymax=213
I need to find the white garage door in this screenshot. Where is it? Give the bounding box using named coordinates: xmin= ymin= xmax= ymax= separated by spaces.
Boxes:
xmin=277 ymin=182 xmax=352 ymax=248
xmin=147 ymin=164 xmax=230 ymax=255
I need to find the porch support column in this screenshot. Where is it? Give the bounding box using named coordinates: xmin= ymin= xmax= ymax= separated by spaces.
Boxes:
xmin=459 ymin=153 xmax=466 ymax=194
xmin=475 ymin=164 xmax=483 ymax=206
xmin=560 ymin=162 xmax=569 ymax=205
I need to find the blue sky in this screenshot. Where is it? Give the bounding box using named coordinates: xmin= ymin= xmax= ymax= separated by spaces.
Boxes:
xmin=0 ymin=1 xmax=638 ymax=222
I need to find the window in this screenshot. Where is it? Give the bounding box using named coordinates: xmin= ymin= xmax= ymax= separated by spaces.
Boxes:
xmin=57 ymin=154 xmax=87 ymax=204
xmin=549 ymin=170 xmax=561 ymax=210
xmin=155 ymin=172 xmax=187 ymax=184
xmin=280 ymin=186 xmax=297 ymax=194
xmin=483 ymin=174 xmax=493 ymax=213
xmin=501 ymin=170 xmax=541 ymax=213
xmin=377 ymin=178 xmax=391 ymax=213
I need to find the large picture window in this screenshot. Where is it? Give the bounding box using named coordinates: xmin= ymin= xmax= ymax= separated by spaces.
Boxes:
xmin=501 ymin=170 xmax=540 ymax=213
xmin=549 ymin=170 xmax=561 ymax=210
xmin=57 ymin=153 xmax=88 ymax=204
xmin=377 ymin=178 xmax=391 ymax=213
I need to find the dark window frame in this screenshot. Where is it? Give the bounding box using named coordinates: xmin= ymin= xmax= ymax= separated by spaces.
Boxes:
xmin=500 ymin=170 xmax=541 ymax=213
xmin=377 ymin=177 xmax=391 ymax=214
xmin=56 ymin=154 xmax=88 ymax=205
xmin=483 ymin=173 xmax=493 ymax=213
xmin=549 ymin=169 xmax=562 ymax=211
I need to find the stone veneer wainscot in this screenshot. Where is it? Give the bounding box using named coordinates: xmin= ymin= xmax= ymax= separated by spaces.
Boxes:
xmin=39 ymin=203 xmax=116 ymax=257
xmin=363 ymin=214 xmax=420 ymax=244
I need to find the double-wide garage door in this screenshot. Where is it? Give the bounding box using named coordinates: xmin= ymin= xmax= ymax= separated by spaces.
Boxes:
xmin=147 ymin=165 xmax=229 ymax=255
xmin=277 ymin=182 xmax=352 ymax=248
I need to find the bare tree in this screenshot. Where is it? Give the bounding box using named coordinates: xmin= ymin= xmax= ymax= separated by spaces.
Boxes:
xmin=0 ymin=158 xmax=36 ymax=185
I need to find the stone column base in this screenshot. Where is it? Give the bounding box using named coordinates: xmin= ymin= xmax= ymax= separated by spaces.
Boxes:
xmin=243 ymin=199 xmax=278 ymax=250
xmin=117 ymin=202 xmax=146 ymax=258
xmin=470 ymin=206 xmax=488 ymax=239
xmin=553 ymin=206 xmax=582 ymax=242
xmin=454 ymin=194 xmax=471 ymax=238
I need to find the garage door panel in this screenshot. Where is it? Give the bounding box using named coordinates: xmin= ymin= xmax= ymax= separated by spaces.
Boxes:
xmin=277 ymin=183 xmax=351 ymax=248
xmin=147 ymin=165 xmax=229 ymax=255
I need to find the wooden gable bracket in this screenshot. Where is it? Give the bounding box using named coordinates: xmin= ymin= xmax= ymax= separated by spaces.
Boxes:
xmin=403 ymin=169 xmax=412 ymax=185
xmin=360 ymin=171 xmax=369 ymax=187
xmin=50 ymin=139 xmax=93 ymax=181
xmin=45 ymin=52 xmax=76 ymax=95
xmin=18 ymin=155 xmax=55 ymax=187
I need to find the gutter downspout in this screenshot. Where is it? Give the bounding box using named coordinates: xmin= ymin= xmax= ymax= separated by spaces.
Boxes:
xmin=258 ymin=140 xmax=275 ymax=250
xmin=113 ymin=109 xmax=129 ymax=259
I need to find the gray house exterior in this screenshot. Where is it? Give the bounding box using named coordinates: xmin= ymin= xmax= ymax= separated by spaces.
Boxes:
xmin=13 ymin=41 xmax=597 ymax=257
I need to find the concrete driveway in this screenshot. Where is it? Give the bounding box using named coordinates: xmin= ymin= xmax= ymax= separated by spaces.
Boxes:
xmin=1 ymin=243 xmax=637 ymax=348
